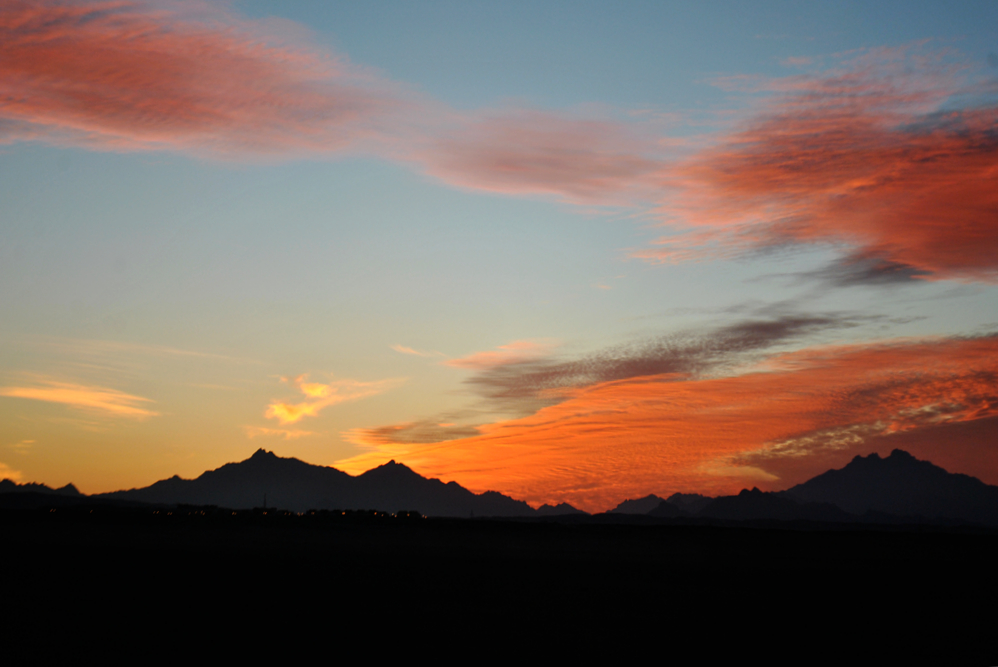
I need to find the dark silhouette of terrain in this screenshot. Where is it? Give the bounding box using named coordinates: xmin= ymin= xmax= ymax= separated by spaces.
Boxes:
xmin=781 ymin=448 xmax=998 ymax=524
xmin=695 ymin=487 xmax=855 ymax=522
xmin=608 ymin=494 xmax=665 ymax=514
xmin=647 ymin=499 xmax=688 ymax=518
xmin=96 ymin=449 xmax=535 ymax=516
xmin=0 ymin=479 xmax=80 ymax=496
xmin=5 ymin=447 xmax=998 ymax=525
xmin=635 ymin=449 xmax=998 ymax=525
xmin=535 ymin=502 xmax=588 ymax=516
xmin=663 ymin=492 xmax=713 ymax=515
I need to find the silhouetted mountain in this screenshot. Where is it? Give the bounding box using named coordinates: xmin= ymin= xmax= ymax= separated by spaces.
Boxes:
xmin=663 ymin=492 xmax=713 ymax=515
xmin=0 ymin=479 xmax=80 ymax=496
xmin=699 ymin=487 xmax=855 ymax=522
xmin=783 ymin=449 xmax=998 ymax=524
xmin=98 ymin=449 xmax=535 ymax=517
xmin=535 ymin=502 xmax=588 ymax=516
xmin=608 ymin=494 xmax=665 ymax=514
xmin=647 ymin=500 xmax=688 ymax=518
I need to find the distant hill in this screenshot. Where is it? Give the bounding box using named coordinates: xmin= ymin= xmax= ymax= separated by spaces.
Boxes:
xmin=0 ymin=479 xmax=80 ymax=496
xmin=663 ymin=492 xmax=713 ymax=515
xmin=607 ymin=494 xmax=666 ymax=514
xmin=698 ymin=488 xmax=855 ymax=522
xmin=647 ymin=500 xmax=688 ymax=518
xmin=97 ymin=449 xmax=535 ymax=517
xmin=782 ymin=449 xmax=998 ymax=524
xmin=536 ymin=503 xmax=588 ymax=516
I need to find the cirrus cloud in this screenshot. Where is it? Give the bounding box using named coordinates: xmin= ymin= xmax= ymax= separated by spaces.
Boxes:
xmin=0 ymin=0 xmax=410 ymax=156
xmin=640 ymin=45 xmax=998 ymax=282
xmin=0 ymin=379 xmax=158 ymax=418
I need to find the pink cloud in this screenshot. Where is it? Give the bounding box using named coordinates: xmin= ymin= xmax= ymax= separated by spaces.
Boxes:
xmin=444 ymin=339 xmax=555 ymax=370
xmin=0 ymin=0 xmax=407 ymax=157
xmin=640 ymin=46 xmax=998 ymax=282
xmin=416 ymin=110 xmax=665 ymax=205
xmin=1 ymin=1 xmax=667 ymax=206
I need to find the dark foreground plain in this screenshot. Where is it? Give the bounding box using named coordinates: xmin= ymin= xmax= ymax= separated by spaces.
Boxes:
xmin=3 ymin=505 xmax=996 ymax=663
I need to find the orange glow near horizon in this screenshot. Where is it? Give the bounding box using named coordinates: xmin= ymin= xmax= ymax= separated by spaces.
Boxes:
xmin=338 ymin=336 xmax=998 ymax=512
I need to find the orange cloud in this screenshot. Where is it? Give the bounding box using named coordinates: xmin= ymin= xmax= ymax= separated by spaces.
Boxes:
xmin=640 ymin=46 xmax=998 ymax=282
xmin=0 ymin=380 xmax=158 ymax=418
xmin=339 ymin=335 xmax=998 ymax=512
xmin=0 ymin=0 xmax=406 ymax=156
xmin=0 ymin=0 xmax=663 ymax=209
xmin=265 ymin=374 xmax=405 ymax=425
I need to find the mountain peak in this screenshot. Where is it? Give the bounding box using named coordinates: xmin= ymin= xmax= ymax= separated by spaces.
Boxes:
xmin=249 ymin=448 xmax=279 ymax=461
xmin=785 ymin=448 xmax=998 ymax=522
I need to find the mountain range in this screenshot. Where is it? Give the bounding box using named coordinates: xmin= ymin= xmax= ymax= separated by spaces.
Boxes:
xmin=96 ymin=449 xmax=542 ymax=517
xmin=611 ymin=450 xmax=998 ymax=525
xmin=4 ymin=448 xmax=998 ymax=524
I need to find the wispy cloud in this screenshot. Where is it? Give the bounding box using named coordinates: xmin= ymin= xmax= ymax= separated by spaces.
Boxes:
xmin=1 ymin=0 xmax=663 ymax=210
xmin=0 ymin=0 xmax=410 ymax=157
xmin=415 ymin=109 xmax=666 ymax=205
xmin=444 ymin=339 xmax=556 ymax=371
xmin=0 ymin=379 xmax=158 ymax=418
xmin=391 ymin=344 xmax=444 ymax=358
xmin=244 ymin=426 xmax=315 ymax=440
xmin=344 ymin=420 xmax=481 ymax=446
xmin=339 ymin=333 xmax=998 ymax=512
xmin=264 ymin=373 xmax=405 ymax=425
xmin=7 ymin=439 xmax=34 ymax=455
xmin=640 ymin=44 xmax=998 ymax=283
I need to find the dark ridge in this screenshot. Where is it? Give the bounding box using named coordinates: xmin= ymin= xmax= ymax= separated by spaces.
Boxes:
xmin=698 ymin=487 xmax=855 ymax=522
xmin=535 ymin=502 xmax=588 ymax=516
xmin=782 ymin=448 xmax=998 ymax=524
xmin=0 ymin=479 xmax=81 ymax=496
xmin=97 ymin=449 xmax=534 ymax=517
xmin=646 ymin=500 xmax=688 ymax=518
xmin=607 ymin=494 xmax=665 ymax=514
xmin=663 ymin=492 xmax=713 ymax=515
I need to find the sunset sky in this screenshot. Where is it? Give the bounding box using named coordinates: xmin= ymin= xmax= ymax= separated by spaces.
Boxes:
xmin=2 ymin=0 xmax=997 ymax=511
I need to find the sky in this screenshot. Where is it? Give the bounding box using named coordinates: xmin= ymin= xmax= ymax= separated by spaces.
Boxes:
xmin=1 ymin=0 xmax=997 ymax=511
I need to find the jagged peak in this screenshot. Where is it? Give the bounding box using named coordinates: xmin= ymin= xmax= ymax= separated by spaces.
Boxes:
xmin=250 ymin=448 xmax=278 ymax=460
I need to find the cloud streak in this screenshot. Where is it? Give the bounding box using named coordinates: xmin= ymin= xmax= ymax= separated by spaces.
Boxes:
xmin=444 ymin=339 xmax=556 ymax=371
xmin=641 ymin=45 xmax=998 ymax=282
xmin=0 ymin=0 xmax=408 ymax=157
xmin=415 ymin=109 xmax=666 ymax=205
xmin=390 ymin=344 xmax=443 ymax=358
xmin=0 ymin=1 xmax=669 ymax=206
xmin=0 ymin=379 xmax=158 ymax=418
